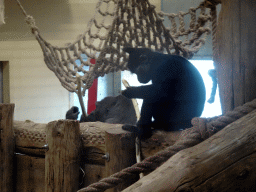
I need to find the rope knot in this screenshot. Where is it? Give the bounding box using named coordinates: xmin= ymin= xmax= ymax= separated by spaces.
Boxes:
xmin=25 ymin=15 xmax=38 ymax=33
xmin=191 ymin=117 xmax=209 ymax=139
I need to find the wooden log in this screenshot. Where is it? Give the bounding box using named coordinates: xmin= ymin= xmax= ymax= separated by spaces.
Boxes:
xmin=215 ymin=0 xmax=256 ymax=114
xmin=0 ymin=103 xmax=15 ymax=192
xmin=15 ymin=154 xmax=45 ymax=192
xmin=14 ymin=120 xmax=47 ymax=156
xmin=105 ymin=126 xmax=138 ymax=192
xmin=141 ymin=130 xmax=181 ymax=159
xmin=13 ymin=120 xmax=181 ymax=163
xmin=45 ymin=120 xmax=81 ymax=192
xmin=83 ymin=164 xmax=106 ymax=188
xmin=13 ymin=121 xmax=108 ymax=159
xmin=122 ymin=110 xmax=256 ymax=192
xmin=81 ymin=147 xmax=105 ymax=165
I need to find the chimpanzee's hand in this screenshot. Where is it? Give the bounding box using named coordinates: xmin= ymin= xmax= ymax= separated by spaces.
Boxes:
xmin=121 ymin=87 xmax=134 ymax=99
xmin=66 ymin=106 xmax=80 ymax=120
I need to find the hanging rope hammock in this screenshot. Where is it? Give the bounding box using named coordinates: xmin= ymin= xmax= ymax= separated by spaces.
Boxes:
xmin=16 ymin=0 xmax=217 ymax=96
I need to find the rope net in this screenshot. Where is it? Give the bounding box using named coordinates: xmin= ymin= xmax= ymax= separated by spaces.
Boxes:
xmin=19 ymin=0 xmax=213 ymax=94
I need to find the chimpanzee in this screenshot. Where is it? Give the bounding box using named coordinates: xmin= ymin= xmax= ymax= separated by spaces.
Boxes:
xmin=121 ymin=48 xmax=206 ymax=139
xmin=66 ymin=95 xmax=137 ymax=125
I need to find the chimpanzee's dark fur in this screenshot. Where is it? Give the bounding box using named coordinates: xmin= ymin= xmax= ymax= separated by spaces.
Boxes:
xmin=66 ymin=106 xmax=80 ymax=120
xmin=121 ymin=48 xmax=206 ymax=139
xmin=66 ymin=95 xmax=137 ymax=125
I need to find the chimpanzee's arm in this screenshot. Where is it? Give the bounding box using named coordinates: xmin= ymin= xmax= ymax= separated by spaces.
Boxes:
xmin=122 ymin=84 xmax=169 ymax=103
xmin=122 ymin=85 xmax=151 ymax=99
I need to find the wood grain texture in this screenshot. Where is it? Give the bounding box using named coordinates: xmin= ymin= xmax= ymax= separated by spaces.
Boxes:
xmin=0 ymin=62 xmax=3 ymax=103
xmin=122 ymin=110 xmax=256 ymax=192
xmin=15 ymin=154 xmax=45 ymax=192
xmin=83 ymin=164 xmax=106 ymax=188
xmin=141 ymin=130 xmax=181 ymax=159
xmin=0 ymin=103 xmax=15 ymax=192
xmin=45 ymin=120 xmax=81 ymax=192
xmin=105 ymin=127 xmax=138 ymax=192
xmin=215 ymin=0 xmax=256 ymax=114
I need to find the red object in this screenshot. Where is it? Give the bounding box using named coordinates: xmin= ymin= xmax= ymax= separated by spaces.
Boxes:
xmin=87 ymin=58 xmax=98 ymax=114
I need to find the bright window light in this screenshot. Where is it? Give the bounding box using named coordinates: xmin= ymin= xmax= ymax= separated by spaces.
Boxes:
xmin=189 ymin=60 xmax=222 ymax=117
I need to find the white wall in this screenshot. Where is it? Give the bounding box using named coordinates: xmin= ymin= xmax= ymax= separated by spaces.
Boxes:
xmin=0 ymin=40 xmax=71 ymax=122
xmin=0 ymin=0 xmax=99 ymax=122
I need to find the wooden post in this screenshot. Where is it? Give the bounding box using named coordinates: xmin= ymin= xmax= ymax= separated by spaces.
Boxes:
xmin=105 ymin=127 xmax=137 ymax=192
xmin=0 ymin=103 xmax=15 ymax=192
xmin=15 ymin=155 xmax=45 ymax=192
xmin=215 ymin=0 xmax=256 ymax=114
xmin=122 ymin=110 xmax=256 ymax=192
xmin=45 ymin=120 xmax=81 ymax=192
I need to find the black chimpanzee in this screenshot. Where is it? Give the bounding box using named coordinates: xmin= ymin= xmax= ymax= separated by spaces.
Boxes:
xmin=121 ymin=48 xmax=206 ymax=139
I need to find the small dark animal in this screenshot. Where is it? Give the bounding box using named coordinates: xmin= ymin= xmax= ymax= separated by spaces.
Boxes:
xmin=121 ymin=48 xmax=206 ymax=139
xmin=66 ymin=106 xmax=80 ymax=120
xmin=66 ymin=95 xmax=137 ymax=125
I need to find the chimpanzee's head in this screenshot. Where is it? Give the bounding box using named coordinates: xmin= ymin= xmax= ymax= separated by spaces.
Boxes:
xmin=123 ymin=47 xmax=153 ymax=84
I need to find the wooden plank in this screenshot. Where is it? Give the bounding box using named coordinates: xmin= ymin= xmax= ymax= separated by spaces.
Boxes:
xmin=215 ymin=0 xmax=236 ymax=113
xmin=241 ymin=0 xmax=256 ymax=102
xmin=81 ymin=147 xmax=105 ymax=165
xmin=0 ymin=103 xmax=15 ymax=192
xmin=122 ymin=110 xmax=256 ymax=192
xmin=13 ymin=121 xmax=109 ymax=163
xmin=2 ymin=61 xmax=9 ymax=104
xmin=15 ymin=154 xmax=45 ymax=192
xmin=13 ymin=120 xmax=181 ymax=165
xmin=105 ymin=127 xmax=138 ymax=192
xmin=231 ymin=0 xmax=244 ymax=108
xmin=83 ymin=164 xmax=106 ymax=188
xmin=141 ymin=130 xmax=181 ymax=159
xmin=45 ymin=120 xmax=81 ymax=192
xmin=215 ymin=0 xmax=256 ymax=113
xmin=0 ymin=62 xmax=3 ymax=103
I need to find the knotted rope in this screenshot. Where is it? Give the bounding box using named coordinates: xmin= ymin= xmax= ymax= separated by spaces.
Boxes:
xmin=15 ymin=0 xmax=218 ymax=94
